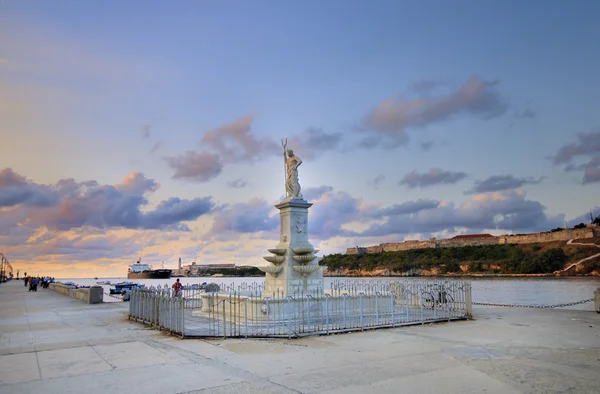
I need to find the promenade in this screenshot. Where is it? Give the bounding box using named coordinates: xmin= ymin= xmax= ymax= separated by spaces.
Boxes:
xmin=1 ymin=280 xmax=598 ymax=394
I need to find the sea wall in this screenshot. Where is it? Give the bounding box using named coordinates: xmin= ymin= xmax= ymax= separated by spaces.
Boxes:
xmin=49 ymin=283 xmax=103 ymax=304
xmin=346 ymin=227 xmax=598 ymax=255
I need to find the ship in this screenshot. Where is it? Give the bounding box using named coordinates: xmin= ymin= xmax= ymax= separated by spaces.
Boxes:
xmin=127 ymin=260 xmax=172 ymax=279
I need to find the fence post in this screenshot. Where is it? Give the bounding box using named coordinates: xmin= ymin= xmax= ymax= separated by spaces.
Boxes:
xmin=222 ymin=301 xmax=227 ymax=339
xmin=181 ymin=293 xmax=185 ymax=337
xmin=465 ymin=283 xmax=473 ymax=319
xmin=244 ymin=299 xmax=248 ymax=338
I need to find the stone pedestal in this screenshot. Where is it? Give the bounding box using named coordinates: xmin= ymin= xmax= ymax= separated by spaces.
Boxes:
xmin=261 ymin=197 xmax=324 ymax=297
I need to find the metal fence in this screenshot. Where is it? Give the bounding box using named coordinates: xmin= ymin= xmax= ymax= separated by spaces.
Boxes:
xmin=128 ymin=280 xmax=472 ymax=338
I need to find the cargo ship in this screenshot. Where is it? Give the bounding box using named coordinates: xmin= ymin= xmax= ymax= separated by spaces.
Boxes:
xmin=127 ymin=260 xmax=172 ymax=279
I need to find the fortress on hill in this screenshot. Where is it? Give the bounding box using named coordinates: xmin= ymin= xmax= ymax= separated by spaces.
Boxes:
xmin=346 ymin=226 xmax=598 ymax=255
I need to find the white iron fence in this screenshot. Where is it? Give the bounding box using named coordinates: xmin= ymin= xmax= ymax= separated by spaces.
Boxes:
xmin=128 ymin=280 xmax=472 ymax=338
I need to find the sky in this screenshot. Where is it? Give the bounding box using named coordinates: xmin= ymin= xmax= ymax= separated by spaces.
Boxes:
xmin=1 ymin=0 xmax=600 ymax=278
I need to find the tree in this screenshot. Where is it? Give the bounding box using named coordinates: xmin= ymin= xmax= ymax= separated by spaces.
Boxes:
xmin=593 ymin=215 xmax=600 ymax=225
xmin=574 ymin=223 xmax=586 ymax=229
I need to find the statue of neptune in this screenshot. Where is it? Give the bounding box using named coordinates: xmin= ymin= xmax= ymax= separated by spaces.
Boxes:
xmin=282 ymin=139 xmax=303 ymax=198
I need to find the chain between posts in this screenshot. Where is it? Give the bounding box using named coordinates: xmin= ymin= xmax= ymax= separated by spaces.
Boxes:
xmin=472 ymin=298 xmax=594 ymax=309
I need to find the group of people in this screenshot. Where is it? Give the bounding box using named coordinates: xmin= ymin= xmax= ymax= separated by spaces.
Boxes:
xmin=23 ymin=276 xmax=55 ymax=292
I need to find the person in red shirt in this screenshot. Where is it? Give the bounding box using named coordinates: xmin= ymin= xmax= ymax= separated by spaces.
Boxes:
xmin=172 ymin=278 xmax=182 ymax=296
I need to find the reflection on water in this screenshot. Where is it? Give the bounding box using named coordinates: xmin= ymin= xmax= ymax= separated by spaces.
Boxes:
xmin=60 ymin=276 xmax=600 ymax=311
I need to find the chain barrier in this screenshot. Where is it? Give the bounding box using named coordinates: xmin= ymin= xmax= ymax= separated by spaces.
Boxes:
xmin=473 ymin=298 xmax=593 ymax=309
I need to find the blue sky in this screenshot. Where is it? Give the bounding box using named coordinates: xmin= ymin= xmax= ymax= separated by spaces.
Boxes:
xmin=1 ymin=1 xmax=600 ymax=277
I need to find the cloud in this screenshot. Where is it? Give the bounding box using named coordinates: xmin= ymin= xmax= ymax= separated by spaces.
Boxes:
xmin=368 ymin=174 xmax=385 ymax=189
xmin=227 ymin=178 xmax=248 ymax=188
xmin=141 ymin=197 xmax=213 ymax=230
xmin=400 ymin=168 xmax=468 ymax=188
xmin=302 ymin=185 xmax=334 ymax=201
xmin=374 ymin=199 xmax=440 ymax=216
xmin=553 ymin=130 xmax=600 ymax=164
xmin=166 ymin=151 xmax=223 ymax=182
xmin=362 ymin=75 xmax=508 ymax=146
xmin=287 ymin=127 xmax=344 ymax=159
xmin=360 ymin=190 xmax=562 ymax=237
xmin=0 ymin=169 xmax=214 ymax=231
xmin=150 ymin=141 xmax=163 ymax=154
xmin=514 ymin=108 xmax=536 ymax=119
xmin=167 ymin=114 xmax=346 ymax=183
xmin=583 ymin=163 xmax=600 ymax=184
xmin=409 ymin=80 xmax=440 ymax=93
xmin=466 ymin=175 xmax=544 ymax=194
xmin=552 ymin=130 xmax=600 ymax=184
xmin=0 ymin=168 xmax=57 ymax=207
xmin=201 ymin=114 xmax=279 ymax=162
xmin=567 ymin=206 xmax=600 ymax=227
xmin=141 ymin=125 xmax=151 ymax=139
xmin=420 ymin=141 xmax=434 ymax=151
xmin=210 ymin=198 xmax=278 ymax=235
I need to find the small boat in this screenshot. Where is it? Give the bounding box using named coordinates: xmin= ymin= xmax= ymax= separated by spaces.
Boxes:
xmin=109 ymin=281 xmax=144 ymax=294
xmin=96 ymin=281 xmax=111 ymax=285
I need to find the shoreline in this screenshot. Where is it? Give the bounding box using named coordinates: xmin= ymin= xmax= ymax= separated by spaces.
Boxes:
xmin=324 ymin=272 xmax=600 ymax=278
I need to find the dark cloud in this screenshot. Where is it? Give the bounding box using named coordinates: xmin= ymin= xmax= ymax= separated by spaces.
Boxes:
xmin=420 ymin=141 xmax=434 ymax=151
xmin=287 ymin=127 xmax=344 ymax=159
xmin=361 ymin=190 xmax=562 ymax=237
xmin=553 ymin=130 xmax=600 ymax=164
xmin=466 ymin=175 xmax=544 ymax=194
xmin=400 ymin=168 xmax=468 ymax=188
xmin=307 ymin=190 xmax=373 ymax=238
xmin=141 ymin=197 xmax=213 ymax=230
xmin=165 ymin=151 xmax=223 ymax=182
xmin=552 ymin=131 xmax=600 ymax=184
xmin=227 ymin=178 xmax=248 ymax=188
xmin=302 ymin=185 xmax=334 ymax=201
xmin=567 ymin=207 xmax=600 ymax=227
xmin=514 ymin=108 xmax=536 ymax=119
xmin=583 ymin=165 xmax=600 ymax=184
xmin=141 ymin=125 xmax=151 ymax=139
xmin=210 ymin=198 xmax=278 ymax=234
xmin=0 ymin=169 xmax=214 ymax=232
xmin=150 ymin=141 xmax=163 ymax=154
xmin=368 ymin=174 xmax=385 ymax=189
xmin=0 ymin=168 xmax=57 ymax=207
xmin=362 ymin=75 xmax=508 ymax=146
xmin=374 ymin=199 xmax=439 ymax=216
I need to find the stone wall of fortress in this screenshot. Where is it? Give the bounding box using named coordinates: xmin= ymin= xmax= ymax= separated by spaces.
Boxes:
xmin=346 ymin=227 xmax=597 ymax=255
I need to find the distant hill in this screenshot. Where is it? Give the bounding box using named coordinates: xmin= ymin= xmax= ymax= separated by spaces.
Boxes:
xmin=320 ymin=238 xmax=600 ymax=277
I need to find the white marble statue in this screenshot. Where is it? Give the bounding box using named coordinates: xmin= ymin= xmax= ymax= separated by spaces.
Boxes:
xmin=284 ymin=149 xmax=303 ymax=198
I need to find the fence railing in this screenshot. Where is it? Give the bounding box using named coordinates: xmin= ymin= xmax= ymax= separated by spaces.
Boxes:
xmin=128 ymin=280 xmax=472 ymax=338
xmin=128 ymin=286 xmax=185 ymax=335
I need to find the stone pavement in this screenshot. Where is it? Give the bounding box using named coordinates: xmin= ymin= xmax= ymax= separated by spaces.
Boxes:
xmin=0 ymin=280 xmax=599 ymax=394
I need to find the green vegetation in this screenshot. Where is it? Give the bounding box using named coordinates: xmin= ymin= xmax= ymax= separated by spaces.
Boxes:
xmin=593 ymin=215 xmax=600 ymax=225
xmin=574 ymin=223 xmax=586 ymax=229
xmin=321 ymin=244 xmax=573 ymax=275
xmin=194 ymin=267 xmax=264 ymax=277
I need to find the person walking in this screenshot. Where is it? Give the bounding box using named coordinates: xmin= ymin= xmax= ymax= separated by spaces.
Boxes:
xmin=172 ymin=278 xmax=182 ymax=296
